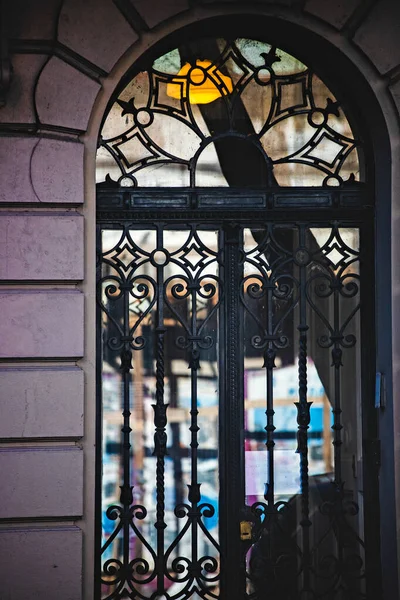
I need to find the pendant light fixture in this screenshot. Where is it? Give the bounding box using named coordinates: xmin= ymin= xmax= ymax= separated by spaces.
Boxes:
xmin=167 ymin=59 xmax=233 ymax=104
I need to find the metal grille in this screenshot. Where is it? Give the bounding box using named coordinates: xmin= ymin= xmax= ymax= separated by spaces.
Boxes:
xmin=96 ymin=211 xmax=378 ymax=599
xmin=97 ymin=37 xmax=362 ymax=189
xmin=98 ymin=225 xmax=222 ymax=599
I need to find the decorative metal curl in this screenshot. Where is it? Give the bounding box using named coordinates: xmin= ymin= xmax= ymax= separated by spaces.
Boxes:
xmin=99 ymin=38 xmax=362 ymax=188
xmin=102 ymin=558 xmax=124 ymax=584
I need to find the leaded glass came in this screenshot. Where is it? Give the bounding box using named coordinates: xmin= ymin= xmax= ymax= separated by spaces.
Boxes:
xmin=97 ymin=38 xmax=362 ymax=188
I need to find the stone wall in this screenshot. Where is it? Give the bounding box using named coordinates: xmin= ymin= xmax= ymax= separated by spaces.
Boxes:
xmin=1 ymin=1 xmax=400 ymax=598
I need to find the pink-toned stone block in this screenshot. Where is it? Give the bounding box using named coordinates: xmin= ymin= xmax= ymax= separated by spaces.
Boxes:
xmin=0 ymin=136 xmax=84 ymax=204
xmin=0 ymin=447 xmax=83 ymax=518
xmin=304 ymin=0 xmax=362 ymax=29
xmin=0 ymin=54 xmax=48 ymax=123
xmin=31 ymin=137 xmax=84 ymax=203
xmin=0 ymin=527 xmax=82 ymax=600
xmin=59 ymin=0 xmax=138 ymax=72
xmin=0 ymin=137 xmax=41 ymax=203
xmin=0 ymin=213 xmax=84 ymax=280
xmin=36 ymin=57 xmax=101 ymax=131
xmin=0 ymin=367 xmax=84 ymax=438
xmin=0 ymin=290 xmax=84 ymax=358
xmin=354 ymin=0 xmax=400 ymax=75
xmin=6 ymin=0 xmax=63 ymax=39
xmin=130 ymin=0 xmax=189 ymax=29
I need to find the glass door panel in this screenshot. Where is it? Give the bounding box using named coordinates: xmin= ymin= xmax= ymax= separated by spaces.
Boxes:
xmin=98 ymin=220 xmax=368 ymax=600
xmin=241 ymin=224 xmax=364 ymax=599
xmin=99 ymin=226 xmax=221 ymax=599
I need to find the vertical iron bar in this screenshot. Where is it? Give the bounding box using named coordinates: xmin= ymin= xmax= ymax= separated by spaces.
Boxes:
xmin=359 ymin=220 xmax=382 ymax=596
xmin=152 ymin=225 xmax=168 ymax=594
xmin=332 ymin=285 xmax=343 ymax=487
xmin=121 ymin=358 xmax=133 ymax=575
xmin=264 ymin=250 xmax=276 ymax=508
xmin=189 ymin=366 xmax=199 ymax=556
xmin=169 ymin=373 xmax=184 ymax=551
xmin=188 ymin=274 xmax=200 ymax=569
xmin=120 ymin=226 xmax=134 ymax=579
xmin=295 ymin=224 xmax=312 ymax=592
xmin=95 ymin=224 xmax=103 ymax=600
xmin=330 ymin=227 xmax=345 ymax=580
xmin=264 ymin=341 xmax=276 ymax=574
xmin=220 ymin=223 xmax=244 ymax=600
xmin=260 ymin=224 xmax=278 ymax=582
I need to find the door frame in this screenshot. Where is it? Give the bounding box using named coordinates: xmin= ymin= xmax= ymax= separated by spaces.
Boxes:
xmin=95 ymin=184 xmax=380 ymax=598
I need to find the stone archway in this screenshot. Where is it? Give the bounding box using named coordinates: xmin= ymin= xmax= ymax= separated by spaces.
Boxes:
xmin=1 ymin=2 xmax=400 ymax=599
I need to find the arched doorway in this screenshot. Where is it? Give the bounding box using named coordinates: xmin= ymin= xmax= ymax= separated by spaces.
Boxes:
xmin=95 ymin=22 xmax=380 ymax=599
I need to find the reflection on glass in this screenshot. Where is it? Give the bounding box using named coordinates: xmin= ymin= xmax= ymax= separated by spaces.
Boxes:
xmin=99 ymin=223 xmax=366 ymax=598
xmin=241 ymin=226 xmax=364 ymax=598
xmin=244 ymin=360 xmax=332 ymax=505
xmin=100 ymin=228 xmax=220 ymax=599
xmin=97 ymin=38 xmax=362 ymax=188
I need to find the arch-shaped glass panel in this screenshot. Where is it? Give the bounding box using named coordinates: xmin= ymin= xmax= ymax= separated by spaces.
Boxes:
xmin=97 ymin=37 xmax=363 ymax=188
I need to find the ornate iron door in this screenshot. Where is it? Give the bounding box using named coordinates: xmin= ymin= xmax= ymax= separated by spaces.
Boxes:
xmin=97 ymin=202 xmax=380 ymax=599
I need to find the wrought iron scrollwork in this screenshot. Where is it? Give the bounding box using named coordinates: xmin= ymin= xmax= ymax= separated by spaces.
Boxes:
xmin=98 ymin=38 xmax=362 ymax=189
xmin=241 ymin=223 xmax=365 ymax=599
xmin=98 ymin=219 xmax=368 ymax=599
xmin=98 ymin=224 xmax=221 ymax=599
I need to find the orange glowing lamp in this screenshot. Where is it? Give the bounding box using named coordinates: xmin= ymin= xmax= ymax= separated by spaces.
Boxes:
xmin=167 ymin=60 xmax=233 ymax=104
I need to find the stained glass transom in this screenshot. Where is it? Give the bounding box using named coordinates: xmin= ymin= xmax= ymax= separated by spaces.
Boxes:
xmin=97 ymin=38 xmax=363 ymax=188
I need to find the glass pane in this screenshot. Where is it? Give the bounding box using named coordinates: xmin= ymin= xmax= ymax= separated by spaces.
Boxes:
xmin=241 ymin=225 xmax=365 ymax=598
xmin=97 ymin=38 xmax=363 ymax=188
xmin=99 ymin=226 xmax=221 ymax=599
